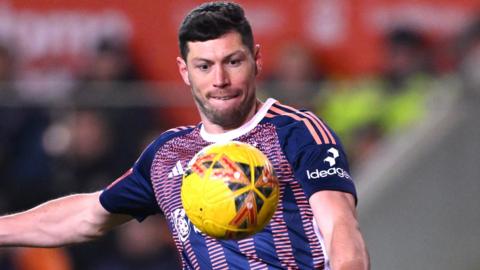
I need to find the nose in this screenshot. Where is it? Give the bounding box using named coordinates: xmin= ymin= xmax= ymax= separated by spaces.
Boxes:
xmin=213 ymin=65 xmax=230 ymax=88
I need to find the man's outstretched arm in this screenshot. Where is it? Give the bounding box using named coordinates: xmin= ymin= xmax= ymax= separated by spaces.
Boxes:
xmin=0 ymin=191 xmax=132 ymax=247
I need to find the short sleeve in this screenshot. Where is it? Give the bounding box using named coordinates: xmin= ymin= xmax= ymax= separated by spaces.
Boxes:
xmin=99 ymin=141 xmax=161 ymax=221
xmin=292 ymin=144 xmax=357 ymax=203
xmin=276 ymin=117 xmax=357 ymax=203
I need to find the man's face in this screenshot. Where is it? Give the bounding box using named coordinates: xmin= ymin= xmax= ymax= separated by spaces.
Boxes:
xmin=177 ymin=32 xmax=261 ymax=130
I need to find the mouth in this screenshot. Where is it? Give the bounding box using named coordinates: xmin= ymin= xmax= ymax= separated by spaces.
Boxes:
xmin=208 ymin=92 xmax=240 ymax=101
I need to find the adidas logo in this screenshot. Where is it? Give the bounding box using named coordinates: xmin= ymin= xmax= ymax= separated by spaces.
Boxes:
xmin=168 ymin=161 xmax=185 ymax=178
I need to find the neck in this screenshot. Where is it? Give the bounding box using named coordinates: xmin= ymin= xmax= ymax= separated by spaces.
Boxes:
xmin=201 ymin=99 xmax=262 ymax=134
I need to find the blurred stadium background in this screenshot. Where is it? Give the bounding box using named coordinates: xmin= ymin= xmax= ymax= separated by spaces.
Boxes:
xmin=0 ymin=0 xmax=479 ymax=269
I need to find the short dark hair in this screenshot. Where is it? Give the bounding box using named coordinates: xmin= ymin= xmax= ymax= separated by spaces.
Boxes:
xmin=178 ymin=1 xmax=254 ymax=60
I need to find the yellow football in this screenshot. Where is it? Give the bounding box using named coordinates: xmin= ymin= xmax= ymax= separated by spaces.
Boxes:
xmin=181 ymin=141 xmax=279 ymax=240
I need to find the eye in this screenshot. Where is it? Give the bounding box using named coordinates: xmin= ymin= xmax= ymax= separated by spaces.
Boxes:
xmin=228 ymin=59 xmax=242 ymax=66
xmin=196 ymin=63 xmax=210 ymax=71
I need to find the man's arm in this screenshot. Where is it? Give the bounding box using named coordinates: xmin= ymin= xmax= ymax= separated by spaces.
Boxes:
xmin=310 ymin=190 xmax=370 ymax=270
xmin=0 ymin=191 xmax=132 ymax=247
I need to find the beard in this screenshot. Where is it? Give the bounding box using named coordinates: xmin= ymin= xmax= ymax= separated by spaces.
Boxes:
xmin=192 ymin=87 xmax=257 ymax=129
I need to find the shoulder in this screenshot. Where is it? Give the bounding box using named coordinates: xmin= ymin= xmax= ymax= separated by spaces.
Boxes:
xmin=157 ymin=125 xmax=197 ymax=144
xmin=137 ymin=125 xmax=197 ymax=164
xmin=263 ymin=101 xmax=338 ymax=147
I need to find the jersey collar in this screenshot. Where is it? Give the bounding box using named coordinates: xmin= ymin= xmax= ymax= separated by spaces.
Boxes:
xmin=199 ymin=98 xmax=277 ymax=143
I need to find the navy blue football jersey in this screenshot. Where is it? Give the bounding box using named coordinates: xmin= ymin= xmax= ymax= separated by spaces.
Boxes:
xmin=100 ymin=98 xmax=356 ymax=269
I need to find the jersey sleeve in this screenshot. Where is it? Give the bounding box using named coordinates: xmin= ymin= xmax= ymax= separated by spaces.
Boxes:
xmin=279 ymin=119 xmax=357 ymax=203
xmin=99 ymin=140 xmax=161 ymax=221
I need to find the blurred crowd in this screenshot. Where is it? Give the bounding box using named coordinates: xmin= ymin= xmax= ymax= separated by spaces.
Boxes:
xmin=261 ymin=17 xmax=480 ymax=167
xmin=0 ymin=37 xmax=179 ymax=269
xmin=0 ymin=10 xmax=480 ymax=270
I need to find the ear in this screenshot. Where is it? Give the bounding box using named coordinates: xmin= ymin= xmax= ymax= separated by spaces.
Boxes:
xmin=253 ymin=44 xmax=263 ymax=76
xmin=176 ymin=56 xmax=191 ymax=86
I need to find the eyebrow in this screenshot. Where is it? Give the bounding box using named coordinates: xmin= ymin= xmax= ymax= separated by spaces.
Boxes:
xmin=190 ymin=50 xmax=246 ymax=63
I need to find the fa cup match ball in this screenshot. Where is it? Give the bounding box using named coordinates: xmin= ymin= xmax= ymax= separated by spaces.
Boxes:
xmin=181 ymin=141 xmax=279 ymax=240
